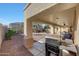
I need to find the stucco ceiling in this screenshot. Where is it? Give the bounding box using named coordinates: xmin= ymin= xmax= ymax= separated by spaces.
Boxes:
xmin=29 ymin=3 xmax=78 ymax=27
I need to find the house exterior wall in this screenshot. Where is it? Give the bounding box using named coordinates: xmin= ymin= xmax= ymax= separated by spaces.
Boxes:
xmin=9 ymin=22 xmax=24 ymax=33
xmin=74 ymin=5 xmax=79 ymax=45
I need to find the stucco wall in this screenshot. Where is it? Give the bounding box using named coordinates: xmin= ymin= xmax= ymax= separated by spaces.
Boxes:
xmin=74 ymin=5 xmax=79 ymax=45
xmin=0 ymin=24 xmax=5 ymax=48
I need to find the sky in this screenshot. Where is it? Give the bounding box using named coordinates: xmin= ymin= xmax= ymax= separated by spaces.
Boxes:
xmin=0 ymin=3 xmax=26 ymax=25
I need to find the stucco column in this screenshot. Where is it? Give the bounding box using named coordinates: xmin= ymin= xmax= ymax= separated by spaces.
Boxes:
xmin=49 ymin=25 xmax=53 ymax=34
xmin=24 ymin=19 xmax=34 ymax=48
xmin=53 ymin=26 xmax=55 ymax=34
xmin=74 ymin=6 xmax=79 ymax=45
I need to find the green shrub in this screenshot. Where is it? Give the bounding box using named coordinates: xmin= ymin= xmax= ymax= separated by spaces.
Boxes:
xmin=5 ymin=30 xmax=16 ymax=40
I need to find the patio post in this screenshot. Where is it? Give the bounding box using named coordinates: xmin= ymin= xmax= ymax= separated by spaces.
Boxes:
xmin=24 ymin=19 xmax=34 ymax=49
xmin=53 ymin=26 xmax=55 ymax=34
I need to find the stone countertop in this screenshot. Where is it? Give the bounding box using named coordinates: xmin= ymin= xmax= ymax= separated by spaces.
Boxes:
xmin=60 ymin=45 xmax=77 ymax=53
xmin=45 ymin=36 xmax=77 ymax=53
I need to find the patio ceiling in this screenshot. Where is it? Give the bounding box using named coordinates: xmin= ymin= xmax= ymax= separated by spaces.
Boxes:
xmin=29 ymin=3 xmax=78 ymax=27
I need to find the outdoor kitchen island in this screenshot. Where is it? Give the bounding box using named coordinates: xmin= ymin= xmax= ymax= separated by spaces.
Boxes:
xmin=45 ymin=36 xmax=77 ymax=56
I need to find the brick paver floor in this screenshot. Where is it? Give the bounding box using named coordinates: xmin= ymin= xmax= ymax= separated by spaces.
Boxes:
xmin=0 ymin=34 xmax=33 ymax=56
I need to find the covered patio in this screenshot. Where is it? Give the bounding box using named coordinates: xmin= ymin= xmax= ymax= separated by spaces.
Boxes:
xmin=24 ymin=3 xmax=79 ymax=56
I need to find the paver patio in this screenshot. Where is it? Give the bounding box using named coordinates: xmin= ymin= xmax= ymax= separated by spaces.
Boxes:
xmin=0 ymin=34 xmax=33 ymax=56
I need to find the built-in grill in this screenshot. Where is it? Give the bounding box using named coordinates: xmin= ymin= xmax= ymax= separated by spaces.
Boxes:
xmin=45 ymin=38 xmax=60 ymax=56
